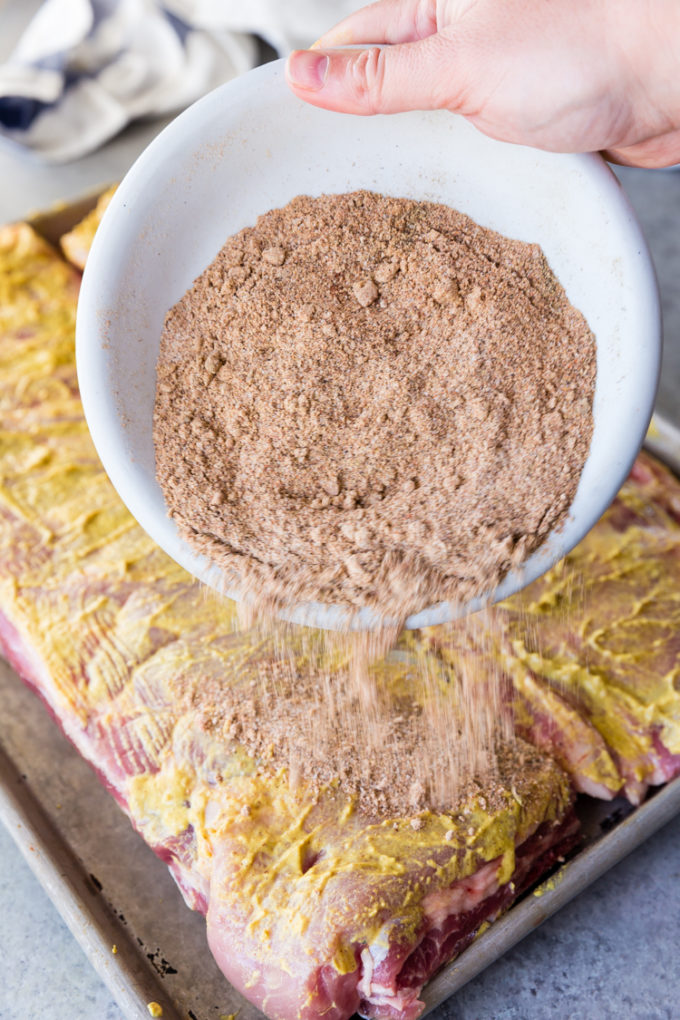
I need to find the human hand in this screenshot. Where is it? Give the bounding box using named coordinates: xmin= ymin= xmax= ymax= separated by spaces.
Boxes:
xmin=285 ymin=0 xmax=680 ymax=168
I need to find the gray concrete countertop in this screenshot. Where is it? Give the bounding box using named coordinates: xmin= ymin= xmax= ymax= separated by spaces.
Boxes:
xmin=1 ymin=2 xmax=680 ymax=1015
xmin=615 ymin=164 xmax=680 ymax=424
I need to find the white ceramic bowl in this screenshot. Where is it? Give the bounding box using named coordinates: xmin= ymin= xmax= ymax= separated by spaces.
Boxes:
xmin=76 ymin=59 xmax=661 ymax=630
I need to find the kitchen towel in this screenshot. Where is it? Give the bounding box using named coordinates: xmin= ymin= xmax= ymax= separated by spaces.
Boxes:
xmin=0 ymin=0 xmax=362 ymax=163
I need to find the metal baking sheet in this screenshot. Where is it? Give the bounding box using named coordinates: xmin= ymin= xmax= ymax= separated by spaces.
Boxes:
xmin=1 ymin=197 xmax=680 ymax=1020
xmin=0 ymin=659 xmax=258 ymax=1020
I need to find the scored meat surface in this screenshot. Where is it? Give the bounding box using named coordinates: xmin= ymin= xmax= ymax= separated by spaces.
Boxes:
xmin=426 ymin=451 xmax=680 ymax=805
xmin=0 ymin=222 xmax=577 ymax=1019
xmin=505 ymin=449 xmax=680 ymax=803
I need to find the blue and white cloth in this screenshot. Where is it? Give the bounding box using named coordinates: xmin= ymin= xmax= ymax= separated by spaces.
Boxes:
xmin=0 ymin=0 xmax=362 ymax=162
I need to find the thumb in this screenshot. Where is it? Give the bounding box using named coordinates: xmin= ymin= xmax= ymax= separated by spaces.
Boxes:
xmin=285 ymin=38 xmax=468 ymax=116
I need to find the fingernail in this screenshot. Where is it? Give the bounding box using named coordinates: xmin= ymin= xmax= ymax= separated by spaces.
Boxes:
xmin=286 ymin=50 xmax=329 ymax=91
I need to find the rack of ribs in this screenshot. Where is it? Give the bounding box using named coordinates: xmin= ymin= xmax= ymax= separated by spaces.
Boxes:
xmin=2 ymin=216 xmax=679 ymax=1020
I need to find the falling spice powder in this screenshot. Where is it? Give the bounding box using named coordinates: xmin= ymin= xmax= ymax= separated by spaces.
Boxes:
xmin=154 ymin=190 xmax=595 ymax=619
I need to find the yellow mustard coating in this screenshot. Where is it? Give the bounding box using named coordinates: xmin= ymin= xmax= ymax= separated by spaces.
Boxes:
xmin=498 ymin=647 xmax=624 ymax=797
xmin=504 ymin=501 xmax=680 ymax=799
xmin=4 ymin=212 xmax=680 ymax=993
xmin=5 ymin=207 xmax=680 ymax=982
xmin=425 ymin=455 xmax=680 ymax=805
xmin=532 ymin=870 xmax=563 ymax=898
xmin=0 ymin=223 xmax=573 ymax=970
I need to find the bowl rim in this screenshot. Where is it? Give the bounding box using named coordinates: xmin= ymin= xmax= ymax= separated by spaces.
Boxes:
xmin=76 ymin=58 xmax=662 ymax=630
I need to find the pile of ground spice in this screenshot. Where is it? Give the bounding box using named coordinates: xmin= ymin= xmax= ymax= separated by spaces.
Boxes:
xmin=184 ymin=619 xmax=519 ymax=819
xmin=154 ymin=190 xmax=595 ymax=618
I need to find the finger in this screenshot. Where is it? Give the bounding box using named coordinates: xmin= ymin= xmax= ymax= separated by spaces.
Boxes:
xmin=313 ymin=0 xmax=437 ymax=49
xmin=604 ymin=128 xmax=680 ymax=168
xmin=286 ymin=37 xmax=468 ymax=117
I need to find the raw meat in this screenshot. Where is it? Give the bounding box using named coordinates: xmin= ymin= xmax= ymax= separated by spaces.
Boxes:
xmin=503 ymin=453 xmax=680 ymax=803
xmin=0 ymin=220 xmax=578 ymax=1020
xmin=427 ymin=451 xmax=680 ymax=804
xmin=59 ymin=186 xmax=117 ymax=270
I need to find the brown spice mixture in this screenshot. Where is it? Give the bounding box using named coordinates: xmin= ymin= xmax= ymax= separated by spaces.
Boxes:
xmin=185 ymin=620 xmax=524 ymax=819
xmin=154 ymin=191 xmax=595 ymax=617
